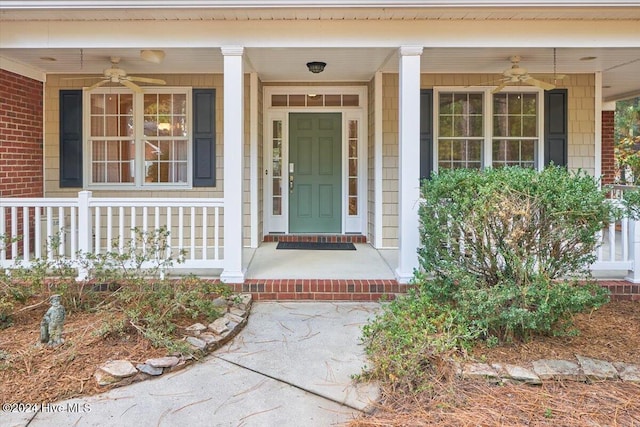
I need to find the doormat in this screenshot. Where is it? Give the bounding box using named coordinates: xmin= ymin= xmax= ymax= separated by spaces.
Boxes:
xmin=276 ymin=241 xmax=356 ymax=250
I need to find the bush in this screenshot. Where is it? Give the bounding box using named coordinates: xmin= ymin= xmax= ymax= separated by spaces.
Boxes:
xmin=416 ymin=166 xmax=611 ymax=341
xmin=360 ymin=288 xmax=480 ymax=393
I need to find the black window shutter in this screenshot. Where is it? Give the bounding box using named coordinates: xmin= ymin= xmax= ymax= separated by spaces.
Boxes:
xmin=59 ymin=90 xmax=83 ymax=187
xmin=420 ymin=89 xmax=434 ymax=180
xmin=544 ymin=89 xmax=568 ymax=167
xmin=192 ymin=89 xmax=216 ymax=187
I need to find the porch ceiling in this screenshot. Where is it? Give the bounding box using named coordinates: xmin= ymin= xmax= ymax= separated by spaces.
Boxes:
xmin=2 ymin=46 xmax=639 ymax=101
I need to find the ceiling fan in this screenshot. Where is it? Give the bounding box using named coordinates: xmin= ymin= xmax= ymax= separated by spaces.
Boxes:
xmin=488 ymin=55 xmax=565 ymax=94
xmin=85 ymin=57 xmax=166 ymax=92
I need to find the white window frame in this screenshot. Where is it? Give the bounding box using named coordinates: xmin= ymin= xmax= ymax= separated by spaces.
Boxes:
xmin=433 ymin=86 xmax=544 ymax=173
xmin=83 ymin=87 xmax=193 ymax=190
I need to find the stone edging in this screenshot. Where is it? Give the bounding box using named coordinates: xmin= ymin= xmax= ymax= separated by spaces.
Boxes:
xmin=93 ymin=293 xmax=253 ymax=387
xmin=457 ymin=355 xmax=640 ymax=385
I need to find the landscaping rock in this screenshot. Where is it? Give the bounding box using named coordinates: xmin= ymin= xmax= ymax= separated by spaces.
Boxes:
xmin=145 ymin=356 xmax=180 ymax=368
xmin=184 ymin=323 xmax=208 ymax=336
xmin=212 ymin=296 xmax=227 ymax=308
xmin=236 ymin=293 xmax=252 ymax=310
xmin=460 ymin=363 xmax=500 ymax=382
xmin=94 ymin=370 xmax=121 ymax=386
xmin=613 ymin=362 xmax=640 ymax=382
xmin=186 ymin=336 xmax=207 ymax=351
xmin=224 ymin=312 xmax=244 ymax=324
xmin=98 ymin=360 xmax=138 ymax=378
xmin=229 ymin=307 xmax=247 ymax=318
xmin=200 ymin=333 xmax=223 ymax=345
xmin=576 ymin=355 xmax=618 ymax=381
xmin=208 ymin=317 xmax=229 ymax=335
xmin=532 ymin=359 xmax=586 ymax=382
xmin=136 ymin=363 xmax=163 ymax=376
xmin=492 ymin=363 xmax=541 ymax=385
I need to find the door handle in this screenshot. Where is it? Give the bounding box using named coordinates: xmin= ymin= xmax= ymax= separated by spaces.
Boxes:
xmin=289 ymin=175 xmax=294 ymax=192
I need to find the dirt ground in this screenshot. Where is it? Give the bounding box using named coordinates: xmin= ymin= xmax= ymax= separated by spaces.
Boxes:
xmin=2 ymin=297 xmax=640 ymax=426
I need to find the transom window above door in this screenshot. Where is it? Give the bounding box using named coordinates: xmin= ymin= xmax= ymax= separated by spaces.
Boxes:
xmin=85 ymin=88 xmax=191 ymax=189
xmin=435 ymin=88 xmax=542 ymax=172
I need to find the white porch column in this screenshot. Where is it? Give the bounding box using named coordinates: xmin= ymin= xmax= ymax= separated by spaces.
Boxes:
xmin=395 ymin=46 xmax=423 ymax=284
xmin=220 ymin=46 xmax=245 ymax=283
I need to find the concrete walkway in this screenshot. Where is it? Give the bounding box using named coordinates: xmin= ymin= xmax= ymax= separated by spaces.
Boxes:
xmin=4 ymin=302 xmax=380 ymax=427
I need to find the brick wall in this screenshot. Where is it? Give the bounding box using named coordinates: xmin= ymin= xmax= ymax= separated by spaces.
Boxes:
xmin=0 ymin=69 xmax=44 ymax=256
xmin=601 ymin=110 xmax=616 ymax=185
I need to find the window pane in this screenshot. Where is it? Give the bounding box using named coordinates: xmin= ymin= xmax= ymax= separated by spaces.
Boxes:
xmin=158 ymin=94 xmax=171 ymax=114
xmin=325 ymin=95 xmax=341 ymax=106
xmin=349 ymin=159 xmax=358 ymax=177
xmin=468 ymin=93 xmax=483 ymax=114
xmin=522 ymin=94 xmax=537 ymax=114
xmin=91 ymin=117 xmax=104 ymax=136
xmin=172 ymin=116 xmax=187 ymax=137
xmin=289 ymin=95 xmax=305 ymax=106
xmin=508 ymin=94 xmax=522 ymax=114
xmin=105 ymin=94 xmax=118 ymax=115
xmin=439 ymin=93 xmax=453 ymax=114
xmin=272 ymin=94 xmax=287 ymax=107
xmin=521 ymin=140 xmax=535 ymax=161
xmin=105 ymin=116 xmax=118 ymax=136
xmin=469 ymin=116 xmax=483 ymax=137
xmin=493 ymin=93 xmax=507 ymax=114
xmin=509 ymin=116 xmax=522 ymax=136
xmin=493 ymin=115 xmax=507 ymax=137
xmin=307 ymin=94 xmax=323 ymax=107
xmin=172 ymin=94 xmax=186 ymax=114
xmin=91 ymin=94 xmax=105 ymax=114
xmin=349 ymin=197 xmax=358 ymax=215
xmin=522 ymin=116 xmax=537 ymax=137
xmin=439 ymin=116 xmax=453 ymax=137
xmin=342 ymin=94 xmax=359 ymax=106
xmin=349 ymin=178 xmax=358 ymax=196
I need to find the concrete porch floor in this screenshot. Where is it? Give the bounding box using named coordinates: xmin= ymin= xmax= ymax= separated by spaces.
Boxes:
xmin=243 ymin=242 xmax=399 ymax=280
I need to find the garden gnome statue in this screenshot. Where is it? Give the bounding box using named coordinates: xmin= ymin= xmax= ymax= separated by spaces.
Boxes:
xmin=40 ymin=295 xmax=65 ymax=347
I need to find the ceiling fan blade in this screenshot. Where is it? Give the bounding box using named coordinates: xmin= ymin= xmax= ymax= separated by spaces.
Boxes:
xmin=128 ymin=76 xmax=166 ymax=85
xmin=532 ymin=73 xmax=567 ymax=79
xmin=120 ymin=79 xmax=143 ymax=93
xmin=466 ymin=78 xmax=506 ymax=88
xmin=491 ymin=82 xmax=508 ymax=94
xmin=524 ymin=77 xmax=556 ymax=91
xmin=86 ymin=79 xmax=109 ymax=91
xmin=63 ymin=76 xmax=104 ymax=81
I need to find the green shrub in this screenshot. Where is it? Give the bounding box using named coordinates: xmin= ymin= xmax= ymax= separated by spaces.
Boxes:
xmin=416 ymin=166 xmax=612 ymax=341
xmin=360 ymin=289 xmax=480 ymax=393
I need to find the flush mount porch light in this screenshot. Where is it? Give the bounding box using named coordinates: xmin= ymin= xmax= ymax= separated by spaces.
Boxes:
xmin=306 ymin=61 xmax=326 ymax=74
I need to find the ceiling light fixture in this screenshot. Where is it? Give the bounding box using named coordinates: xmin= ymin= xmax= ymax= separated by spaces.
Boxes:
xmin=306 ymin=61 xmax=326 ymax=74
xmin=580 ymin=56 xmax=597 ymax=61
xmin=140 ymin=49 xmax=166 ymax=64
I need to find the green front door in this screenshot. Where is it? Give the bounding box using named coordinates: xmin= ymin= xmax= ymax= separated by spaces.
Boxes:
xmin=289 ymin=113 xmax=342 ymax=233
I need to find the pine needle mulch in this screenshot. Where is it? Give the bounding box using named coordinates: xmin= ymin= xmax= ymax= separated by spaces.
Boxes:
xmin=0 ymin=298 xmax=166 ymax=404
xmin=352 ymin=300 xmax=640 ymax=427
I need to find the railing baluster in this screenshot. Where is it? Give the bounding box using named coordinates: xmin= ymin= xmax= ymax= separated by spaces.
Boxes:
xmin=166 ymin=207 xmax=172 ymax=260
xmin=119 ymin=207 xmax=125 ymax=254
xmin=622 ymin=216 xmax=629 ymax=261
xmin=0 ymin=206 xmax=6 ymax=261
xmin=22 ymin=206 xmax=30 ymax=261
xmin=95 ymin=206 xmax=101 ymax=254
xmin=11 ymin=206 xmax=18 ymax=259
xmin=46 ymin=207 xmax=53 ymax=259
xmin=202 ymin=207 xmax=208 ymax=260
xmin=131 ymin=207 xmax=137 ymax=249
xmin=34 ymin=207 xmax=41 ymax=259
xmin=58 ymin=206 xmax=65 ymax=257
xmin=178 ymin=207 xmax=184 ymax=254
xmin=190 ymin=207 xmax=196 ymax=260
xmin=70 ymin=206 xmax=77 ymax=259
xmin=214 ymin=206 xmax=220 ymax=260
xmin=609 ymin=220 xmax=616 ymax=261
xmin=107 ymin=206 xmax=113 ymax=252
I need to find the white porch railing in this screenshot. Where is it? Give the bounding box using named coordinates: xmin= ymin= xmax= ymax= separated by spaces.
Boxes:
xmin=590 ymin=187 xmax=640 ymax=283
xmin=0 ymin=191 xmax=224 ymax=278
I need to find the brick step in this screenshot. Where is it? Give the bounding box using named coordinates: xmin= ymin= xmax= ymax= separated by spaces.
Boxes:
xmin=229 ymin=279 xmax=400 ymax=301
xmin=263 ymin=234 xmax=367 ymax=244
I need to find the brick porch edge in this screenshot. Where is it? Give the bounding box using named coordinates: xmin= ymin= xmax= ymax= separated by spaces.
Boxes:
xmin=225 ymin=279 xmax=639 ymax=302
